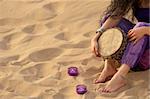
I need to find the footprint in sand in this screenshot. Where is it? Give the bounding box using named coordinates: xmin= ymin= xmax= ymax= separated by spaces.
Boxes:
xmin=22 ymin=25 xmax=35 ymax=34
xmin=24 ymin=0 xmax=43 ymax=3
xmin=82 ymin=67 xmax=106 ymax=86
xmin=10 ymin=57 xmax=30 ymax=67
xmin=82 ymin=92 xmax=96 ymax=99
xmin=83 ymin=32 xmax=93 ymax=38
xmin=69 ymin=40 xmax=90 ymax=48
xmin=0 ymin=34 xmax=13 ymax=50
xmin=3 ymin=34 xmax=12 ymax=42
xmin=29 ymin=48 xmax=62 ymax=62
xmin=43 ymin=2 xmax=66 ymax=15
xmin=20 ymin=63 xmax=59 ymax=82
xmin=44 ymin=89 xmax=57 ymax=95
xmin=0 ymin=18 xmax=23 ymax=26
xmin=53 ymin=93 xmax=65 ymax=99
xmin=59 ymin=86 xmax=76 ymax=95
xmin=20 ymin=63 xmax=46 ymax=82
xmin=0 ymin=55 xmax=19 ymax=66
xmin=19 ymin=35 xmax=33 ymax=43
xmin=0 ymin=26 xmax=13 ymax=33
xmin=54 ymin=32 xmax=68 ymax=41
xmin=81 ymin=67 xmax=100 ymax=78
xmin=81 ymin=58 xmax=91 ymax=65
xmin=60 ymin=40 xmax=90 ymax=49
xmin=4 ymin=79 xmax=21 ymax=93
xmin=0 ymin=18 xmax=8 ymax=26
xmin=27 ymin=7 xmax=56 ymax=21
xmin=57 ymin=61 xmax=76 ymax=66
xmin=59 ymin=44 xmax=74 ymax=49
xmin=0 ymin=69 xmax=12 ymax=79
xmin=0 ymin=83 xmax=4 ymax=91
xmin=40 ymin=92 xmax=63 ymax=99
xmin=58 ymin=86 xmax=82 ymax=99
xmin=0 ymin=40 xmax=9 ymax=50
xmin=38 ymin=78 xmax=59 ymax=87
xmin=0 ymin=34 xmax=12 ymax=50
xmin=22 ymin=24 xmax=48 ymax=35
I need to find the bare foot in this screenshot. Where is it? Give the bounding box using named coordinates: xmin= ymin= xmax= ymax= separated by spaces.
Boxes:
xmin=99 ymin=73 xmax=126 ymax=93
xmin=94 ymin=63 xmax=117 ymax=84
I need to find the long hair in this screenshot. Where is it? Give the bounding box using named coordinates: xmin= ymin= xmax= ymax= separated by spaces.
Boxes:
xmin=104 ymin=0 xmax=142 ymax=20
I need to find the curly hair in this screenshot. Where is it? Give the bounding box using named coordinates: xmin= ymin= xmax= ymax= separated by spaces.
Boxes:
xmin=104 ymin=0 xmax=143 ymax=20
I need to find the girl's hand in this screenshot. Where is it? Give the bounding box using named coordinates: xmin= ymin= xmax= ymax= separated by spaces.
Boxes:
xmin=128 ymin=27 xmax=147 ymax=44
xmin=91 ymin=38 xmax=101 ymax=57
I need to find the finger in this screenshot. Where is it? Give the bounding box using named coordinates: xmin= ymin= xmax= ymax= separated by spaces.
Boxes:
xmin=129 ymin=36 xmax=136 ymax=42
xmin=94 ymin=47 xmax=98 ymax=56
xmin=128 ymin=32 xmax=135 ymax=39
xmin=128 ymin=29 xmax=132 ymax=34
xmin=128 ymin=31 xmax=134 ymax=37
xmin=95 ymin=49 xmax=100 ymax=57
xmin=95 ymin=46 xmax=101 ymax=57
xmin=94 ymin=44 xmax=98 ymax=53
xmin=128 ymin=29 xmax=133 ymax=36
xmin=91 ymin=41 xmax=95 ymax=53
xmin=133 ymin=38 xmax=139 ymax=45
xmin=92 ymin=47 xmax=98 ymax=57
xmin=91 ymin=46 xmax=95 ymax=53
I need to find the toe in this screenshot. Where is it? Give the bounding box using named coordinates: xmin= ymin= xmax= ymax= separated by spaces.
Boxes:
xmin=99 ymin=87 xmax=104 ymax=93
xmin=105 ymin=89 xmax=109 ymax=93
xmin=93 ymin=79 xmax=98 ymax=84
xmin=94 ymin=79 xmax=105 ymax=84
xmin=102 ymin=88 xmax=106 ymax=92
xmin=102 ymin=87 xmax=111 ymax=93
xmin=106 ymin=89 xmax=111 ymax=93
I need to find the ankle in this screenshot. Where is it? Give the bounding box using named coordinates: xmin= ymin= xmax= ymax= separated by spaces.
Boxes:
xmin=105 ymin=65 xmax=116 ymax=71
xmin=117 ymin=64 xmax=130 ymax=75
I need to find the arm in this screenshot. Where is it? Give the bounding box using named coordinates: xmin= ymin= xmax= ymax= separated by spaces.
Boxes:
xmin=91 ymin=16 xmax=122 ymax=57
xmin=92 ymin=16 xmax=122 ymax=41
xmin=144 ymin=27 xmax=150 ymax=36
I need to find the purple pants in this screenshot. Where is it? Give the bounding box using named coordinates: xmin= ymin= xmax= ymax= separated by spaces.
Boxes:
xmin=100 ymin=15 xmax=150 ymax=71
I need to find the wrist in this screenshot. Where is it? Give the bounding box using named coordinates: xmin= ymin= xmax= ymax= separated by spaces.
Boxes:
xmin=92 ymin=28 xmax=106 ymax=41
xmin=96 ymin=28 xmax=106 ymax=34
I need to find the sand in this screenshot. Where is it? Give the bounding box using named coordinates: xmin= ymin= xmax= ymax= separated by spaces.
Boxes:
xmin=0 ymin=0 xmax=149 ymax=99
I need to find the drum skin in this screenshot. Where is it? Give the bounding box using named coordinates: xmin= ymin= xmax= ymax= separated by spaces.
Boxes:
xmin=98 ymin=28 xmax=127 ymax=60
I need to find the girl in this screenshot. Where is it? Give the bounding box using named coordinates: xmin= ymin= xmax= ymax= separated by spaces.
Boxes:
xmin=91 ymin=0 xmax=150 ymax=93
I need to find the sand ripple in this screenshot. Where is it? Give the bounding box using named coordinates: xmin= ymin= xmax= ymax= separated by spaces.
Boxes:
xmin=0 ymin=0 xmax=149 ymax=99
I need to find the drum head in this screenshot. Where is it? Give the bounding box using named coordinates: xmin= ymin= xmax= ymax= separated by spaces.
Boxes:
xmin=98 ymin=28 xmax=123 ymax=57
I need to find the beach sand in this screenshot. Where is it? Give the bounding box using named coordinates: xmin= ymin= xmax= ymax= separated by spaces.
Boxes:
xmin=0 ymin=0 xmax=149 ymax=99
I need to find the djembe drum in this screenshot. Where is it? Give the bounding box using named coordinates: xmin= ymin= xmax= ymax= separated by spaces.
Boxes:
xmin=98 ymin=28 xmax=128 ymax=61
